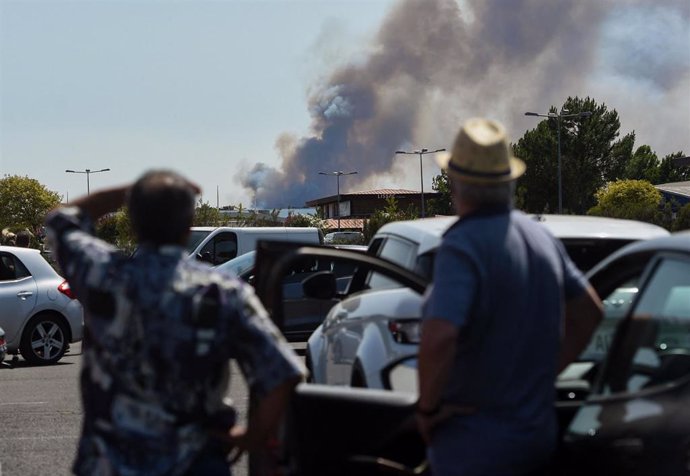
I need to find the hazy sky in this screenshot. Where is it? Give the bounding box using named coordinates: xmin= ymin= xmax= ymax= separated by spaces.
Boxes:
xmin=1 ymin=0 xmax=689 ymax=208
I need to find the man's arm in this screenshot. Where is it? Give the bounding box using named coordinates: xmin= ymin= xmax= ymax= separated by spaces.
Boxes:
xmin=228 ymin=376 xmax=302 ymax=451
xmin=67 ymin=186 xmax=130 ymax=222
xmin=417 ymin=318 xmax=459 ymax=443
xmin=559 ymin=284 xmax=604 ymax=372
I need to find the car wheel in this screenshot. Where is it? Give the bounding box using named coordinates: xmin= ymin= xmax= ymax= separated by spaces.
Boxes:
xmin=20 ymin=314 xmax=68 ymax=365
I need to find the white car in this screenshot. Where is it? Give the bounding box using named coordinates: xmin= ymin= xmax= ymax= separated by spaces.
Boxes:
xmin=324 ymin=231 xmax=365 ymax=244
xmin=306 ymin=214 xmax=670 ymax=388
xmin=0 ymin=246 xmax=83 ymax=364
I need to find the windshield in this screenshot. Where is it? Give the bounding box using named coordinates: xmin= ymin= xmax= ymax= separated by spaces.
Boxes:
xmin=186 ymin=230 xmax=212 ymax=253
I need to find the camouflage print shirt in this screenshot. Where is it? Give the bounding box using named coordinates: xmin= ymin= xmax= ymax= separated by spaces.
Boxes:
xmin=46 ymin=207 xmax=305 ymax=476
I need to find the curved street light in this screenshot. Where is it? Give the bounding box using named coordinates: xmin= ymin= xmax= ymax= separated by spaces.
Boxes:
xmin=65 ymin=168 xmax=111 ymax=196
xmin=524 ymin=109 xmax=592 ymax=213
xmin=395 ymin=148 xmax=446 ymax=218
xmin=318 ymin=171 xmax=358 ymax=231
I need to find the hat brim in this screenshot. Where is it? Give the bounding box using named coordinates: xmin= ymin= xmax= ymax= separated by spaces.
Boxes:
xmin=436 ymin=152 xmax=526 ymax=184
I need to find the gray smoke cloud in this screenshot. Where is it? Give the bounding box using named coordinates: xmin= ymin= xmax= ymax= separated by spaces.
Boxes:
xmin=240 ymin=0 xmax=690 ymax=208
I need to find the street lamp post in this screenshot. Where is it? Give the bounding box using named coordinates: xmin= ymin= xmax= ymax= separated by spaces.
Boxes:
xmin=318 ymin=171 xmax=358 ymax=231
xmin=395 ymin=148 xmax=446 ymax=218
xmin=524 ymin=109 xmax=591 ymax=214
xmin=65 ymin=168 xmax=111 ymax=196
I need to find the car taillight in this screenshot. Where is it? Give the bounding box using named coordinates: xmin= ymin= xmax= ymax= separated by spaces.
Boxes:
xmin=58 ymin=280 xmax=76 ymax=299
xmin=388 ymin=319 xmax=422 ymax=344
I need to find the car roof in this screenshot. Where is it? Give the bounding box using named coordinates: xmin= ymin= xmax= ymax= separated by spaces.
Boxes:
xmin=531 ymin=214 xmax=670 ymax=241
xmin=0 ymin=245 xmax=59 ymax=279
xmin=373 ymin=216 xmax=457 ymax=255
xmin=372 ymin=213 xmax=670 ymax=257
xmin=0 ymin=245 xmax=43 ymax=258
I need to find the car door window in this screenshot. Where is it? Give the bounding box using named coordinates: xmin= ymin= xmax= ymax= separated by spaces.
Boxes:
xmin=200 ymin=232 xmax=237 ymax=265
xmin=368 ymin=237 xmax=418 ymax=290
xmin=599 ymin=257 xmax=690 ymax=395
xmin=0 ymin=253 xmax=30 ymax=280
xmin=579 ymin=277 xmax=640 ymax=362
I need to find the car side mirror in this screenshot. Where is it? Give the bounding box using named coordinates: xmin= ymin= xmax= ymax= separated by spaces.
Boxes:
xmin=302 ymin=271 xmax=337 ymax=300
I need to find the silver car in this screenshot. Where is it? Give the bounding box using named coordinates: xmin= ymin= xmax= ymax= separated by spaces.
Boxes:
xmin=0 ymin=246 xmax=83 ymax=364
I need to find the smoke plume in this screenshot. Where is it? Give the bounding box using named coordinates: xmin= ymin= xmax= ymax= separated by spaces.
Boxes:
xmin=240 ymin=0 xmax=690 ymax=208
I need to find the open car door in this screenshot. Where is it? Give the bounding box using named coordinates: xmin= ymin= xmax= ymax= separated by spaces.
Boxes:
xmin=250 ymin=240 xmax=429 ymax=476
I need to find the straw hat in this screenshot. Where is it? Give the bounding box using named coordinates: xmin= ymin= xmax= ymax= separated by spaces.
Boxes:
xmin=436 ymin=118 xmax=525 ymax=184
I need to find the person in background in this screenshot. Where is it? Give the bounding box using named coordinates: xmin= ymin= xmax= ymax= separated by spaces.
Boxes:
xmin=15 ymin=230 xmax=31 ymax=247
xmin=2 ymin=228 xmax=16 ymax=246
xmin=46 ymin=169 xmax=305 ymax=476
xmin=416 ymin=118 xmax=603 ymax=476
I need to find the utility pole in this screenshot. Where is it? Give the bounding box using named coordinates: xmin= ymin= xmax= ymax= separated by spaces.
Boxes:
xmin=395 ymin=148 xmax=446 ymax=218
xmin=318 ymin=171 xmax=358 ymax=231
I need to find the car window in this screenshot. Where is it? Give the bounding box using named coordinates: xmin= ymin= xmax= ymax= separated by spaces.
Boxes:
xmin=578 ymin=277 xmax=640 ymax=362
xmin=199 ymin=232 xmax=238 ymax=265
xmin=367 ymin=237 xmax=384 ymax=256
xmin=562 ymin=238 xmax=635 ymax=273
xmin=186 ymin=229 xmax=212 ymax=253
xmin=598 ymin=257 xmax=690 ymax=395
xmin=368 ymin=236 xmax=418 ymax=290
xmin=413 ymin=251 xmax=436 ymax=281
xmin=0 ymin=253 xmax=31 ymax=281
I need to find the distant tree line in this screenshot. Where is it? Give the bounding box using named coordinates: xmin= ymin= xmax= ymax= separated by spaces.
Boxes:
xmin=2 ymin=96 xmax=688 ymax=252
xmin=427 ymin=96 xmax=689 ymax=231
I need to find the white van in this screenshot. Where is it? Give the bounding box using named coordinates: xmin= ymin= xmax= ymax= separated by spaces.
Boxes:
xmin=186 ymin=227 xmax=323 ymax=266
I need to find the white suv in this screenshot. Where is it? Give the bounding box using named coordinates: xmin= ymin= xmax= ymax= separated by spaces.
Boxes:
xmin=305 ymin=214 xmax=669 ymax=388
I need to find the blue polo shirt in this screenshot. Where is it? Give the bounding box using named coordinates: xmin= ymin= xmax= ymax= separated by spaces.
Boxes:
xmin=422 ymin=208 xmax=587 ymax=473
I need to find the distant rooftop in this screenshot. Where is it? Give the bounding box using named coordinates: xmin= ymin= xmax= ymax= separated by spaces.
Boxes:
xmin=655 ymin=181 xmax=690 ymax=199
xmin=306 ymin=188 xmax=437 ymax=206
xmin=344 ymin=188 xmax=420 ymax=196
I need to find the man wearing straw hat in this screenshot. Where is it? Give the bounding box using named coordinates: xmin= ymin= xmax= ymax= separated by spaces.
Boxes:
xmin=416 ymin=118 xmax=603 ymax=475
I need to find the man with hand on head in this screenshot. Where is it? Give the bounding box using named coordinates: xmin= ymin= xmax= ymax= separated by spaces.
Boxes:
xmin=46 ymin=169 xmax=304 ymax=476
xmin=416 ymin=119 xmax=603 ymax=476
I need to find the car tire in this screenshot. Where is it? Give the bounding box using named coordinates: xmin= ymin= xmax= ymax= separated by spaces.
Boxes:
xmin=20 ymin=314 xmax=68 ymax=365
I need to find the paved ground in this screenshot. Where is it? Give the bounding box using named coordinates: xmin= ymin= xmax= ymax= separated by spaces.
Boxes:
xmin=0 ymin=343 xmax=251 ymax=476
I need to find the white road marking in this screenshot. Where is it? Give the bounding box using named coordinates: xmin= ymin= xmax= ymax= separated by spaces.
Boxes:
xmin=5 ymin=436 xmax=78 ymax=441
xmin=0 ymin=402 xmax=47 ymax=406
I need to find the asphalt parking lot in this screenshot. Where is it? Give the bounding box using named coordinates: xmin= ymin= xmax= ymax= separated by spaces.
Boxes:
xmin=0 ymin=343 xmax=252 ymax=476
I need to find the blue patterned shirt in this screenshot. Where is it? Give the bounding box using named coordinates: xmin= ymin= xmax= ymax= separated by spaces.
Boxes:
xmin=46 ymin=207 xmax=305 ymax=476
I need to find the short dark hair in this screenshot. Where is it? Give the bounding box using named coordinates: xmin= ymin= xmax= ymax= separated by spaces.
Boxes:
xmin=16 ymin=230 xmax=31 ymax=247
xmin=127 ymin=170 xmax=196 ymax=246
